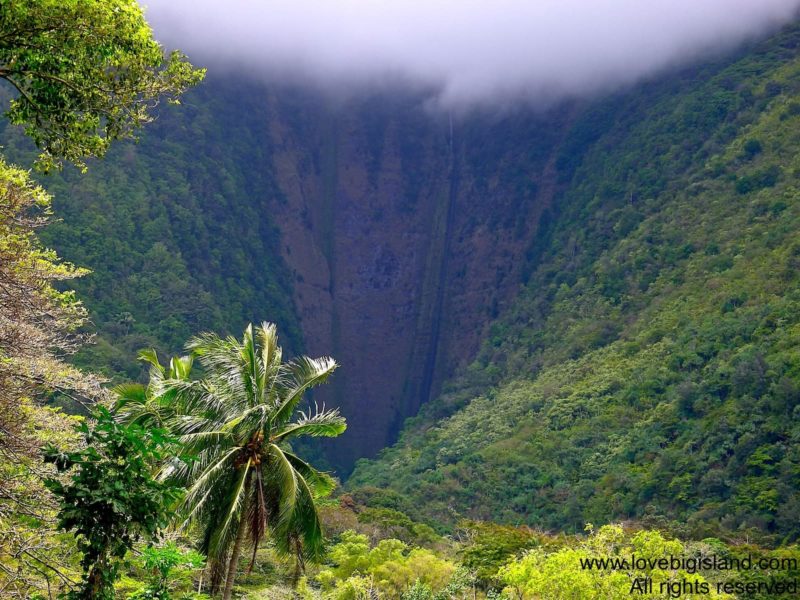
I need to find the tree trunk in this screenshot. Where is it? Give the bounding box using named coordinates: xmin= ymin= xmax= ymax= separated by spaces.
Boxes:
xmin=209 ymin=558 xmax=224 ymax=596
xmin=291 ymin=536 xmax=305 ymax=588
xmin=86 ymin=551 xmax=108 ymax=599
xmin=222 ymin=481 xmax=251 ymax=600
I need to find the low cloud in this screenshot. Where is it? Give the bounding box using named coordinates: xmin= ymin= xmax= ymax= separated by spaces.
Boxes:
xmin=142 ymin=0 xmax=800 ymax=107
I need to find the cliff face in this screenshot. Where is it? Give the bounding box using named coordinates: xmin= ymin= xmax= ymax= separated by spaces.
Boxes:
xmin=22 ymin=76 xmax=580 ymax=471
xmin=257 ymin=91 xmax=576 ymax=469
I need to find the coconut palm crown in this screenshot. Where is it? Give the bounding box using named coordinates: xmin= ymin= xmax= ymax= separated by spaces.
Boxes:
xmin=115 ymin=322 xmax=345 ymax=599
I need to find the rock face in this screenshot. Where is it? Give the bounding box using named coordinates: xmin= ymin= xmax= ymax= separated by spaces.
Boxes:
xmin=258 ymin=89 xmax=577 ymax=471
xmin=27 ymin=76 xmax=578 ymax=472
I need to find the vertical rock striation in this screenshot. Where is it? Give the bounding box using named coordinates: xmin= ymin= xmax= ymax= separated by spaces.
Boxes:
xmin=262 ymin=90 xmax=576 ymax=470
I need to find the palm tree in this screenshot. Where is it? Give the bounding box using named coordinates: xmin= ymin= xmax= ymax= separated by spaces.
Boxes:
xmin=118 ymin=323 xmax=346 ymax=600
xmin=114 ymin=349 xmax=194 ymax=428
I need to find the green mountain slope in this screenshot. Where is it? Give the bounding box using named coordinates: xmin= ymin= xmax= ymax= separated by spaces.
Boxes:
xmin=5 ymin=19 xmax=800 ymax=511
xmin=2 ymin=79 xmax=580 ymax=468
xmin=0 ymin=81 xmax=303 ymax=380
xmin=350 ymin=25 xmax=800 ymax=545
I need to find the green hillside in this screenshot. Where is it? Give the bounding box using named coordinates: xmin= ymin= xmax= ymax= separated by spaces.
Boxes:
xmin=0 ymin=80 xmax=302 ymax=382
xmin=350 ymin=25 xmax=800 ymax=545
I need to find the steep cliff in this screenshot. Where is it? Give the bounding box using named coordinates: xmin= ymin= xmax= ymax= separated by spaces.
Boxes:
xmin=9 ymin=80 xmax=576 ymax=470
xmin=261 ymin=92 xmax=577 ymax=469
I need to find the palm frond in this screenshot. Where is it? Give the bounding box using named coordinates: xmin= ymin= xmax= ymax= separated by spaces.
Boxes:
xmin=207 ymin=460 xmax=251 ymax=560
xmin=256 ymin=322 xmax=279 ymax=365
xmin=265 ymin=443 xmax=298 ymax=525
xmin=138 ymin=348 xmax=166 ymax=376
xmin=170 ymin=413 xmax=223 ymax=439
xmin=295 ymin=476 xmax=325 ymax=560
xmin=112 ymin=382 xmax=147 ymax=410
xmin=239 ymin=323 xmax=261 ymax=408
xmin=164 ymin=380 xmax=229 ymax=427
xmin=273 ymin=474 xmax=325 ymax=561
xmin=113 ymin=383 xmax=171 ymax=428
xmin=217 ymin=403 xmax=271 ymax=440
xmin=257 ymin=322 xmax=283 ymax=405
xmin=178 ymin=430 xmax=233 ymax=447
xmin=188 ymin=333 xmax=251 ymax=407
xmin=273 ymin=356 xmax=338 ymax=425
xmin=168 ymin=354 xmax=194 ymax=379
xmin=296 ymin=475 xmax=326 ymax=560
xmin=283 ymin=450 xmax=336 ymax=497
xmin=175 ymin=446 xmax=241 ymax=508
xmin=275 ymin=405 xmax=347 ymax=441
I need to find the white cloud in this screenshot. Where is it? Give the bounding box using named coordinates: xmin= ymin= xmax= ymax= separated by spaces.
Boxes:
xmin=142 ymin=0 xmax=800 ymax=106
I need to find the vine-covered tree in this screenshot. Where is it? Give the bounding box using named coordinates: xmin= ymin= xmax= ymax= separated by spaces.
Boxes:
xmin=0 ymin=1 xmax=201 ymax=595
xmin=0 ymin=158 xmax=107 ymax=597
xmin=0 ymin=157 xmax=90 ymax=450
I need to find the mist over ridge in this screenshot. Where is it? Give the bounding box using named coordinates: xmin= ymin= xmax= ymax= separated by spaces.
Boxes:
xmin=143 ymin=0 xmax=800 ymax=107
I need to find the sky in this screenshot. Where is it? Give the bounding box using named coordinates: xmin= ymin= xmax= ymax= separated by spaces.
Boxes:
xmin=142 ymin=0 xmax=800 ymax=108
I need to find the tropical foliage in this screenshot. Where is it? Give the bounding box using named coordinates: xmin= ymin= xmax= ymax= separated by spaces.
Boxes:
xmin=0 ymin=0 xmax=204 ymax=170
xmin=44 ymin=408 xmax=178 ymax=600
xmin=126 ymin=543 xmax=205 ymax=600
xmin=316 ymin=530 xmax=455 ymax=599
xmin=0 ymin=155 xmax=91 ymax=477
xmin=5 ymin=1 xmax=800 ymax=599
xmin=498 ymin=525 xmax=727 ymax=600
xmin=0 ymin=152 xmax=102 ymax=599
xmin=116 ymin=323 xmax=346 ymax=599
xmin=0 ymin=0 xmax=201 ymax=596
xmin=261 ymin=502 xmax=798 ymax=600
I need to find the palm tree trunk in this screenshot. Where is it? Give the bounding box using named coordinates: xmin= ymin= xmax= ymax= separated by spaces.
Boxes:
xmin=209 ymin=558 xmax=224 ymax=596
xmin=291 ymin=538 xmax=304 ymax=588
xmin=222 ymin=483 xmax=251 ymax=600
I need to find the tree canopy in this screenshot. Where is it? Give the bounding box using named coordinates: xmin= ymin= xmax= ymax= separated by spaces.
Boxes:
xmin=0 ymin=156 xmax=100 ymax=493
xmin=44 ymin=408 xmax=179 ymax=600
xmin=0 ymin=0 xmax=204 ymax=171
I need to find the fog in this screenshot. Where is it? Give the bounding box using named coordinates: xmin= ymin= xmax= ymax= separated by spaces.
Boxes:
xmin=142 ymin=0 xmax=800 ymax=107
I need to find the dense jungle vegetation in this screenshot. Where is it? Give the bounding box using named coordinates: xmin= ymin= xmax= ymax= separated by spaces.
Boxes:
xmin=351 ymin=24 xmax=800 ymax=546
xmin=0 ymin=80 xmax=303 ymax=382
xmin=2 ymin=1 xmax=800 ymax=599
